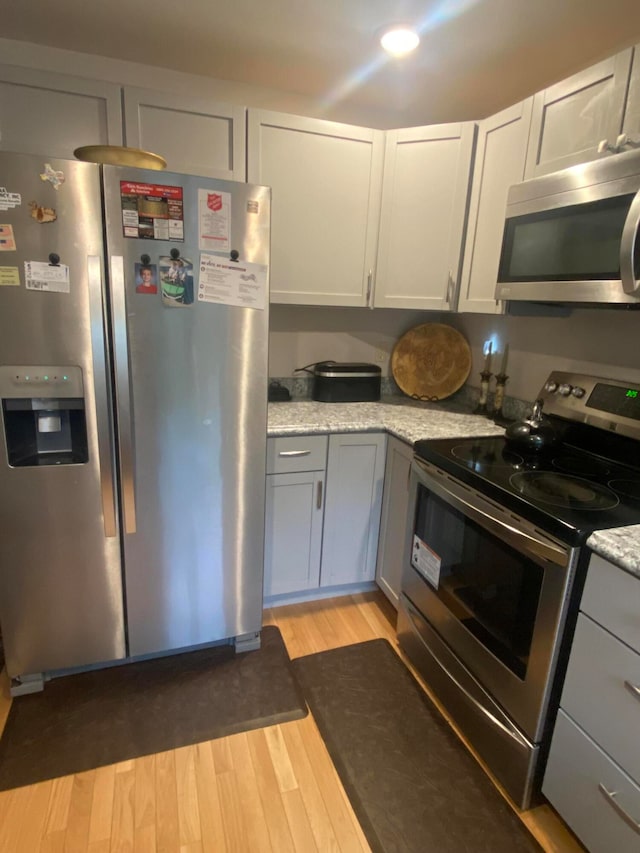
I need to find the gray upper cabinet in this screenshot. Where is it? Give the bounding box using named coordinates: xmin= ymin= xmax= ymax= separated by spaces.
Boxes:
xmin=621 ymin=44 xmax=640 ymax=145
xmin=374 ymin=122 xmax=476 ymax=311
xmin=458 ymin=99 xmax=533 ymax=314
xmin=123 ymin=87 xmax=246 ymax=180
xmin=0 ymin=64 xmax=122 ymax=158
xmin=247 ymin=109 xmax=384 ymax=306
xmin=524 ymin=49 xmax=634 ymax=179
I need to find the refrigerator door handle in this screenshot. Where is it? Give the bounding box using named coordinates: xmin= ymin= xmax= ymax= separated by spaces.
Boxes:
xmin=87 ymin=255 xmax=117 ymax=538
xmin=111 ymin=255 xmax=138 ymax=535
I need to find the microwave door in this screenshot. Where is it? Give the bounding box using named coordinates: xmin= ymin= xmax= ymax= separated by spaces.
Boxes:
xmin=620 ymin=186 xmax=640 ymax=294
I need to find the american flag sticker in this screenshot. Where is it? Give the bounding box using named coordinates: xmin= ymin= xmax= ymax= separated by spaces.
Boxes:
xmin=0 ymin=224 xmax=16 ymax=252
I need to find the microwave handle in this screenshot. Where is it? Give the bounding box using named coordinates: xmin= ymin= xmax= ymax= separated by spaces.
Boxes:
xmin=620 ymin=187 xmax=640 ymax=294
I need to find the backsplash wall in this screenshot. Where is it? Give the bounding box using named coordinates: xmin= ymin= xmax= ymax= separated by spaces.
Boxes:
xmin=269 ymin=304 xmax=640 ymax=401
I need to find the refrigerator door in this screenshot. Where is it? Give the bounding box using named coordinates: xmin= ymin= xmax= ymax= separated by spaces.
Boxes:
xmin=0 ymin=152 xmax=125 ymax=679
xmin=102 ymin=166 xmax=270 ymax=656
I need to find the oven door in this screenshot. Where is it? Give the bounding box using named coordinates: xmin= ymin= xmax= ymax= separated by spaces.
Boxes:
xmin=402 ymin=457 xmax=579 ymax=743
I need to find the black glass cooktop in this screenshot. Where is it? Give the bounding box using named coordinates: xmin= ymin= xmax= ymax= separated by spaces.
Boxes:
xmin=414 ymin=434 xmax=640 ymax=545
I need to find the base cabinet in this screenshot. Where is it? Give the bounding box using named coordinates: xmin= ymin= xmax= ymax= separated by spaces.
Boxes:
xmin=321 ymin=433 xmax=386 ymax=587
xmin=264 ymin=432 xmax=386 ymax=600
xmin=543 ymin=554 xmax=640 ymax=852
xmin=375 ymin=436 xmax=413 ymax=607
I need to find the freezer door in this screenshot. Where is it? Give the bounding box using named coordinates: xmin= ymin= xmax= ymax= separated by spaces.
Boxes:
xmin=102 ymin=166 xmax=270 ymax=656
xmin=0 ymin=152 xmax=125 ymax=679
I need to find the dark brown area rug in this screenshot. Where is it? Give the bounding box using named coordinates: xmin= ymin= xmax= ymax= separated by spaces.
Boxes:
xmin=0 ymin=625 xmax=307 ymax=791
xmin=293 ymin=638 xmax=542 ymax=853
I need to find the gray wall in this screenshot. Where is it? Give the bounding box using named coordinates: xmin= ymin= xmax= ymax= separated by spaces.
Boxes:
xmin=268 ymin=304 xmax=640 ymax=402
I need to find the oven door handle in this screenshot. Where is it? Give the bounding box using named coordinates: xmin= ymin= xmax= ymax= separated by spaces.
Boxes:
xmin=414 ymin=461 xmax=568 ymax=567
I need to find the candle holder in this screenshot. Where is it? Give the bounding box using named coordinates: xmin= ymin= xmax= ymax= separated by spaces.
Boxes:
xmin=474 ymin=369 xmax=493 ymax=416
xmin=492 ymin=372 xmax=510 ymax=425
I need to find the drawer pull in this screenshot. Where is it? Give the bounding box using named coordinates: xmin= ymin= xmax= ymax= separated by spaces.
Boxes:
xmin=316 ymin=480 xmax=323 ymax=510
xmin=278 ymin=450 xmax=311 ymax=457
xmin=624 ymin=680 xmax=640 ymax=702
xmin=598 ymin=784 xmax=640 ymax=835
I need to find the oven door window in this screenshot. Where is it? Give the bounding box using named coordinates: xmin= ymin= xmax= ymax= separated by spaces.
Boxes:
xmin=413 ymin=485 xmax=544 ymax=680
xmin=498 ymin=193 xmax=640 ymax=282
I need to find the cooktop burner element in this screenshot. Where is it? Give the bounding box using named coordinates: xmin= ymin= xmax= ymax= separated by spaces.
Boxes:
xmin=608 ymin=478 xmax=640 ymax=501
xmin=509 ymin=471 xmax=620 ymax=510
xmin=451 ymin=443 xmax=523 ymax=470
xmin=552 ymin=455 xmax=611 ymax=478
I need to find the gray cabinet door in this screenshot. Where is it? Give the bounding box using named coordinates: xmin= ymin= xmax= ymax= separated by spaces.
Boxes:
xmin=264 ymin=470 xmax=324 ymax=597
xmin=375 ymin=435 xmax=413 ymax=607
xmin=321 ymin=433 xmax=386 ymax=587
xmin=247 ymin=109 xmax=384 ymax=306
xmin=123 ymin=87 xmax=246 ymax=180
xmin=524 ymin=49 xmax=633 ymax=178
xmin=622 ymin=44 xmax=640 ymax=144
xmin=0 ymin=64 xmax=122 ymax=158
xmin=458 ymin=99 xmax=533 ymax=314
xmin=374 ymin=122 xmax=476 ymax=310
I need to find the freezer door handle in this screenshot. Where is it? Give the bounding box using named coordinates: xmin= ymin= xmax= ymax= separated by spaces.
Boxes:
xmin=87 ymin=256 xmax=117 ymax=538
xmin=111 ymin=255 xmax=137 ymax=534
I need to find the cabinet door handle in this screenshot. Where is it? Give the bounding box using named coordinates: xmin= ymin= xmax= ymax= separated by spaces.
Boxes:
xmin=366 ymin=269 xmax=373 ymax=309
xmin=316 ymin=479 xmax=323 ymax=509
xmin=624 ymin=680 xmax=640 ymax=702
xmin=279 ymin=449 xmax=311 ymax=457
xmin=598 ymin=784 xmax=640 ymax=835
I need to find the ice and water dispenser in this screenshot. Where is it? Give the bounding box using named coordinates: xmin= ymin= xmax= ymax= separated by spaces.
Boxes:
xmin=0 ymin=366 xmax=88 ymax=466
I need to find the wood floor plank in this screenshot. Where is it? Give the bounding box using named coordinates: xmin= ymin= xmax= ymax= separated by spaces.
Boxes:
xmin=43 ymin=775 xmax=75 ymax=836
xmin=193 ymin=741 xmax=228 ymax=853
xmin=174 ymin=746 xmax=201 ymax=847
xmin=210 ymin=737 xmax=233 ymax=775
xmin=110 ymin=767 xmax=135 ymax=853
xmin=88 ymin=763 xmax=116 ymax=846
xmin=134 ymin=754 xmax=156 ymax=836
xmin=264 ymin=725 xmax=298 ymax=793
xmin=216 ymin=770 xmax=249 ymax=852
xmin=246 ymin=727 xmax=296 ymax=853
xmin=40 ymin=829 xmax=67 ymax=853
xmin=133 ymin=823 xmax=157 ymax=853
xmin=281 ymin=721 xmax=342 ymax=853
xmin=282 ymin=788 xmax=320 ymax=853
xmin=13 ymin=780 xmax=52 ymax=853
xmin=155 ymin=750 xmax=180 ymax=853
xmin=294 ymin=714 xmax=369 ymax=853
xmin=64 ymin=769 xmax=97 ymax=852
xmin=226 ymin=733 xmax=272 ymax=853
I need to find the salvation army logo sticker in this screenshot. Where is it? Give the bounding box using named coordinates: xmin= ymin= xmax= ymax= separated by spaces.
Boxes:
xmin=207 ymin=193 xmax=223 ymax=212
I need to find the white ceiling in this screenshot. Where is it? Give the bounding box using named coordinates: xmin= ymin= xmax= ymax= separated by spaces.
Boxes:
xmin=3 ymin=0 xmax=640 ymax=124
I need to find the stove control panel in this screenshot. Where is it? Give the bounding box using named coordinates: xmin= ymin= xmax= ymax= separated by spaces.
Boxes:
xmin=538 ymin=372 xmax=640 ymax=440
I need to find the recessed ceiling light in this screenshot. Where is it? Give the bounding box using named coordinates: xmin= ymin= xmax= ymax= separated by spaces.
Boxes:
xmin=380 ymin=27 xmax=420 ymax=57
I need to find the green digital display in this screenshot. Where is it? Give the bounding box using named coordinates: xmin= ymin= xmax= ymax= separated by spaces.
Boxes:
xmin=587 ymin=383 xmax=640 ymax=421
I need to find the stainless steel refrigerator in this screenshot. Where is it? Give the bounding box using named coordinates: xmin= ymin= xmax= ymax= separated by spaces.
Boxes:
xmin=0 ymin=151 xmax=270 ymax=693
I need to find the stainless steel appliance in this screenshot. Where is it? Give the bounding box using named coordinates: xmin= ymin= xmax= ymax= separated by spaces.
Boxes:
xmin=398 ymin=372 xmax=640 ymax=808
xmin=0 ymin=151 xmax=270 ymax=694
xmin=496 ymin=148 xmax=640 ymax=306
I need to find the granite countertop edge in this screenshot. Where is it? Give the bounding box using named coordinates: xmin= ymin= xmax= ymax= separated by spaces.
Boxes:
xmin=267 ymin=399 xmax=640 ymax=581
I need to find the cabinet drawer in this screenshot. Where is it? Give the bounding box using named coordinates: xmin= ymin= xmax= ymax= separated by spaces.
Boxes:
xmin=543 ymin=710 xmax=640 ymax=853
xmin=562 ymin=614 xmax=640 ymax=784
xmin=582 ymin=554 xmax=640 ymax=654
xmin=267 ymin=435 xmax=327 ymax=474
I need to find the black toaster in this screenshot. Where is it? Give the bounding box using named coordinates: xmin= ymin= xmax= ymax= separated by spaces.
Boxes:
xmin=312 ymin=361 xmax=381 ymax=403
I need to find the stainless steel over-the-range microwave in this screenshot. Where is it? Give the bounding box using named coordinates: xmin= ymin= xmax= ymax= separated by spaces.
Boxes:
xmin=496 ymin=148 xmax=640 ymax=306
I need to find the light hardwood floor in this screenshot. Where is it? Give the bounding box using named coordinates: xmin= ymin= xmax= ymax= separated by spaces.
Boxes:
xmin=0 ymin=591 xmax=585 ymax=852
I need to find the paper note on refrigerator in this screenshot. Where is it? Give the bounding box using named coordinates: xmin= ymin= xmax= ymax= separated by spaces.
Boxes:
xmin=198 ymin=189 xmax=230 ymax=252
xmin=197 ymin=254 xmax=267 ymax=310
xmin=24 ymin=261 xmax=70 ymax=293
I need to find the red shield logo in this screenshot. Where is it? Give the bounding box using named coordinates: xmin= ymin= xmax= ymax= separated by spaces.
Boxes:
xmin=207 ymin=193 xmax=222 ymax=212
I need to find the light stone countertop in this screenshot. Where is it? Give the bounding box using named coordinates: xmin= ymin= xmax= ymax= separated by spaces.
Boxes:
xmin=267 ymin=396 xmax=640 ymax=581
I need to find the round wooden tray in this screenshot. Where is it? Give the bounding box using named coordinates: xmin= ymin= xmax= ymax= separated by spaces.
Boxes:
xmin=391 ymin=323 xmax=472 ymax=400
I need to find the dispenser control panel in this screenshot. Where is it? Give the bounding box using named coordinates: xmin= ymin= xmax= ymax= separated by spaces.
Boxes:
xmin=0 ymin=365 xmax=84 ymax=398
